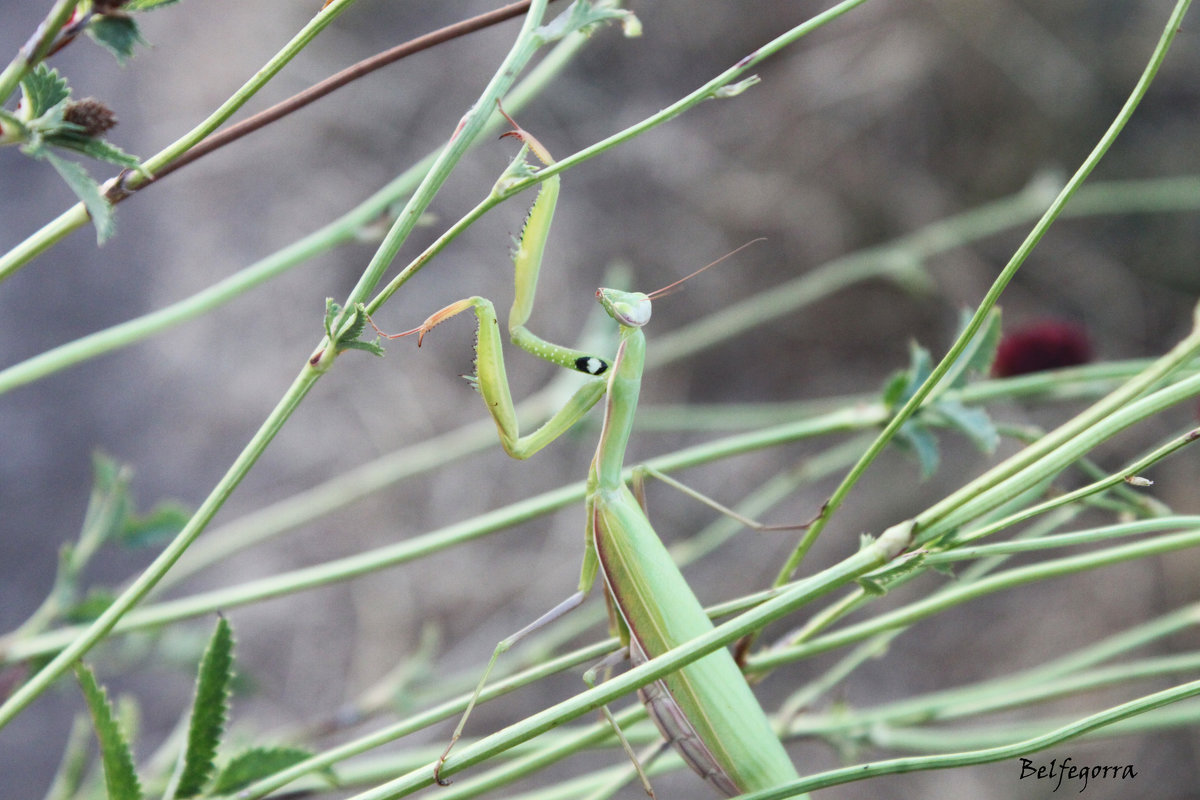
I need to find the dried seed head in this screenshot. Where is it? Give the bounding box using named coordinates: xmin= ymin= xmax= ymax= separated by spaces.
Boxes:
xmin=64 ymin=98 xmax=118 ymax=137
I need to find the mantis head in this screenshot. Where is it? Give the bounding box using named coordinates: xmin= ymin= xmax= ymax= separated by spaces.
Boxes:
xmin=597 ymin=239 xmax=767 ymax=331
xmin=596 ymin=288 xmax=653 ymax=328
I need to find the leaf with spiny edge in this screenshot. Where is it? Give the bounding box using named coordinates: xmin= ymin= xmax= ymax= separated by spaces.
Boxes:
xmin=174 ymin=616 xmax=235 ymax=797
xmin=41 ymin=148 xmax=116 ymax=243
xmin=75 ymin=662 xmax=143 ymax=800
xmin=46 ymin=130 xmax=141 ymax=169
xmin=210 ymin=747 xmax=327 ymax=795
xmin=86 ymin=15 xmax=147 ymax=65
xmin=19 ymin=65 xmax=70 ymax=119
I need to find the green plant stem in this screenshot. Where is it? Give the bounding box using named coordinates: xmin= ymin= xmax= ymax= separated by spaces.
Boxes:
xmin=0 ymin=6 xmax=577 ymax=710
xmin=0 ymin=0 xmax=79 ymax=102
xmin=325 ymin=0 xmax=554 ymax=341
xmin=749 ymin=524 xmax=1200 ymax=672
xmin=237 ymin=641 xmax=619 ymax=798
xmin=339 ymin=522 xmax=912 ymax=799
xmin=942 ymin=427 xmax=1200 ymax=547
xmin=0 ymin=21 xmax=594 ymax=397
xmin=770 ymin=0 xmax=1192 ymax=585
xmin=0 ymin=0 xmax=361 ymax=285
xmin=918 ymin=366 xmax=1200 ymax=544
xmin=800 ymin=650 xmax=1200 ymax=741
xmin=0 ymin=402 xmax=882 ymax=664
xmin=925 ymin=516 xmax=1200 ymax=564
xmin=738 ymin=678 xmax=1200 ymax=799
xmin=861 ymin=701 xmax=1200 ymax=753
xmin=0 ymin=366 xmax=321 ymax=730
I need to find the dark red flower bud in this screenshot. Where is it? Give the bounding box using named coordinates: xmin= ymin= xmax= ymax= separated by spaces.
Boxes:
xmin=992 ymin=320 xmax=1092 ymax=377
xmin=64 ymin=98 xmax=118 ymax=137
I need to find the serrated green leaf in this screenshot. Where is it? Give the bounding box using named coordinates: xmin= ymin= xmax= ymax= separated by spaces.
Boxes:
xmin=75 ymin=663 xmax=143 ymax=800
xmin=930 ymin=398 xmax=999 ymax=454
xmin=20 ymin=65 xmax=70 ymax=118
xmin=897 ymin=419 xmax=939 ymax=478
xmin=126 ymin=0 xmax=184 ymax=9
xmin=46 ymin=131 xmax=141 ymax=168
xmin=87 ymin=15 xmax=147 ymax=64
xmin=43 ymin=150 xmax=115 ymax=243
xmin=119 ymin=501 xmax=190 ymax=548
xmin=339 ymin=338 xmax=386 ymax=357
xmin=211 ymin=747 xmax=322 ymax=795
xmin=175 ymin=617 xmax=235 ymax=798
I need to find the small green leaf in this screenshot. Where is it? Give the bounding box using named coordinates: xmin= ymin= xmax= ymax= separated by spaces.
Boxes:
xmin=42 ymin=150 xmax=116 ymax=243
xmin=929 ymin=398 xmax=999 ymax=454
xmin=46 ymin=131 xmax=140 ymax=169
xmin=328 ymin=303 xmax=385 ymax=357
xmin=211 ymin=747 xmax=323 ymax=795
xmin=897 ymin=419 xmax=940 ymax=478
xmin=87 ymin=15 xmax=147 ymax=64
xmin=20 ymin=65 xmax=70 ymax=118
xmin=75 ymin=663 xmax=143 ymax=800
xmin=175 ymin=617 xmax=235 ymax=798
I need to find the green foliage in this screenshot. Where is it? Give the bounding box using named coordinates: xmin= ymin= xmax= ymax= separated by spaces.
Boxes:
xmin=86 ymin=15 xmax=147 ymax=64
xmin=75 ymin=663 xmax=143 ymax=800
xmin=210 ymin=746 xmax=323 ymax=795
xmin=41 ymin=148 xmax=118 ymax=241
xmin=323 ymin=300 xmax=386 ymax=357
xmin=882 ymin=311 xmax=1002 ymax=478
xmin=10 ymin=67 xmax=141 ymax=243
xmin=174 ymin=617 xmax=235 ymax=798
xmin=19 ymin=64 xmax=70 ymax=118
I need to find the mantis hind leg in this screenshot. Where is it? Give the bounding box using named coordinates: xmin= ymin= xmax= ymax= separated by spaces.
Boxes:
xmin=433 ymin=590 xmax=588 ymax=785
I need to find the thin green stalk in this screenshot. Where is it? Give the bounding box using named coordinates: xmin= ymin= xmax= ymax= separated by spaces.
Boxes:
xmin=795 ymin=651 xmax=1200 ymax=738
xmin=0 ymin=0 xmax=580 ymax=727
xmin=919 ymin=368 xmax=1200 ymax=543
xmin=237 ymin=641 xmax=619 ymax=798
xmin=0 ymin=365 xmax=321 ymax=729
xmin=739 ymin=678 xmax=1200 ymax=799
xmin=771 ymin=0 xmax=1192 ymax=583
xmin=861 ymin=701 xmax=1200 ymax=753
xmin=0 ymin=0 xmax=360 ymax=284
xmin=945 ymin=427 xmax=1199 ymax=547
xmin=326 ymin=0 xmax=555 ymax=340
xmin=1 ymin=402 xmax=880 ymax=664
xmin=0 ymin=22 xmax=595 ymax=398
xmin=340 ymin=522 xmax=912 ymax=799
xmin=749 ymin=525 xmax=1200 ymax=672
xmin=926 ymin=517 xmax=1200 ymax=564
xmin=0 ymin=0 xmax=79 ymax=102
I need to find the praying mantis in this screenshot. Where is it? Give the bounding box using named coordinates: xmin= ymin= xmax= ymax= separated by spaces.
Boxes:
xmin=384 ymin=105 xmax=800 ymax=796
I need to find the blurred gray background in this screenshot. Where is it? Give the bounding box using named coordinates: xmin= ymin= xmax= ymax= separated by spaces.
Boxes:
xmin=2 ymin=0 xmax=1199 ymax=797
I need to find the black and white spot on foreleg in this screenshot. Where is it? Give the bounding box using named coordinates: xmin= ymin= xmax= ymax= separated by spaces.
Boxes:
xmin=575 ymin=356 xmax=608 ymax=376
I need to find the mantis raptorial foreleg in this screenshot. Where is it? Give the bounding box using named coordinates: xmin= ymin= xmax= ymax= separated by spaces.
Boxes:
xmin=376 ymin=106 xmax=610 ymax=459
xmin=394 ymin=106 xmax=799 ymax=795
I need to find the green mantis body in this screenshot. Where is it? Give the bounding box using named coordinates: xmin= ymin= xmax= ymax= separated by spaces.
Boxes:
xmin=393 ymin=111 xmax=799 ymax=795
